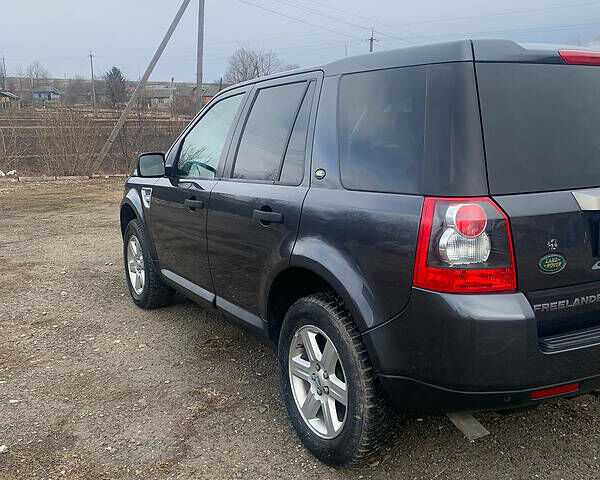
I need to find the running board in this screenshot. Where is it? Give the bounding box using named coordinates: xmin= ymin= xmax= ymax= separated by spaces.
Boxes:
xmin=447 ymin=412 xmax=490 ymax=441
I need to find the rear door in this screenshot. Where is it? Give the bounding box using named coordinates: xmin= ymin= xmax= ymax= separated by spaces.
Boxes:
xmin=207 ymin=73 xmax=321 ymax=327
xmin=476 ymin=60 xmax=600 ymax=337
xmin=149 ymin=90 xmax=247 ymax=302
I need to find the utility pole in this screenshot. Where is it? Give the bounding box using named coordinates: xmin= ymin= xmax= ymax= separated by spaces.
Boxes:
xmin=89 ymin=52 xmax=97 ymax=115
xmin=196 ymin=0 xmax=205 ymax=112
xmin=1 ymin=56 xmax=6 ymax=90
xmin=368 ymin=28 xmax=377 ymax=53
xmin=92 ymin=0 xmax=193 ymax=173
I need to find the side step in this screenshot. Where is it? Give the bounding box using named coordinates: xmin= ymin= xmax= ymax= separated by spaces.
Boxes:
xmin=447 ymin=412 xmax=490 ymax=441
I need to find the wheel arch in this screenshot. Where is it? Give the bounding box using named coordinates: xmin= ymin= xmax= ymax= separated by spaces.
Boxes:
xmin=120 ymin=188 xmax=145 ymax=237
xmin=267 ymin=256 xmax=375 ymax=344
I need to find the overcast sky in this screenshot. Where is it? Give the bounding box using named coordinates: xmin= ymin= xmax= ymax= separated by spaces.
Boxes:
xmin=4 ymin=0 xmax=600 ymax=83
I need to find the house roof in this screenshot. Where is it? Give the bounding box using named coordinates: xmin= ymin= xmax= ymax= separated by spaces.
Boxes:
xmin=0 ymin=91 xmax=20 ymax=100
xmin=34 ymin=86 xmax=61 ymax=95
xmin=192 ymin=83 xmax=227 ymax=97
xmin=144 ymin=87 xmax=175 ymax=99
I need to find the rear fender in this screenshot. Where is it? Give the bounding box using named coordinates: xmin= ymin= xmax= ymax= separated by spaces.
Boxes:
xmin=291 ymin=237 xmax=377 ymax=332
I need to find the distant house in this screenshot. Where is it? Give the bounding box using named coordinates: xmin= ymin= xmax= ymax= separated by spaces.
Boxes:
xmin=33 ymin=86 xmax=61 ymax=101
xmin=143 ymin=86 xmax=176 ymax=109
xmin=192 ymin=83 xmax=227 ymax=106
xmin=0 ymin=91 xmax=22 ymax=109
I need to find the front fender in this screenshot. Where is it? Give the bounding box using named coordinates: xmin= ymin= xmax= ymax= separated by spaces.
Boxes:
xmin=291 ymin=236 xmax=379 ymax=332
xmin=120 ymin=180 xmax=160 ymax=266
xmin=121 ymin=186 xmax=145 ymax=234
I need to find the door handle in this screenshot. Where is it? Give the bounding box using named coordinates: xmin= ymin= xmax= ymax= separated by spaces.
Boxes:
xmin=253 ymin=209 xmax=283 ymax=224
xmin=184 ymin=199 xmax=204 ymax=211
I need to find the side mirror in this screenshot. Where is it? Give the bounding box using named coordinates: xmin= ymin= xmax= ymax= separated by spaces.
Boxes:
xmin=137 ymin=152 xmax=166 ymax=177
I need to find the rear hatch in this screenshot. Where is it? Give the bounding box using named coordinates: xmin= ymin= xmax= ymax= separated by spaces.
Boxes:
xmin=475 ymin=44 xmax=600 ymax=344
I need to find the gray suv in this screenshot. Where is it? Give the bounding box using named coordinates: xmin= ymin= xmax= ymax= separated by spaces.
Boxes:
xmin=121 ymin=40 xmax=600 ymax=465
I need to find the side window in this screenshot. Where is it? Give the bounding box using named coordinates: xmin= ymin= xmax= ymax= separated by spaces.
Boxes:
xmin=338 ymin=66 xmax=426 ymax=194
xmin=279 ymin=81 xmax=316 ymax=185
xmin=177 ymin=93 xmax=244 ymax=179
xmin=233 ymin=82 xmax=307 ymax=181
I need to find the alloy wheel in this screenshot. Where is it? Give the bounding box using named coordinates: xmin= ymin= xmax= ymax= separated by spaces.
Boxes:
xmin=288 ymin=325 xmax=348 ymax=439
xmin=127 ymin=235 xmax=145 ymax=295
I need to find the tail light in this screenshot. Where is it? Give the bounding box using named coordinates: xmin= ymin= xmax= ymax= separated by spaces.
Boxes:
xmin=413 ymin=197 xmax=516 ymax=293
xmin=559 ymin=49 xmax=600 ymax=66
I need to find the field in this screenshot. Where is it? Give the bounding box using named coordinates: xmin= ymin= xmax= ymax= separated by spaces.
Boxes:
xmin=0 ymin=107 xmax=190 ymax=175
xmin=1 ymin=178 xmax=600 ymax=479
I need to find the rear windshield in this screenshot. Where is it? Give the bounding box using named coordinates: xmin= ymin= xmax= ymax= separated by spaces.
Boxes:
xmin=477 ymin=63 xmax=600 ymax=195
xmin=338 ymin=62 xmax=487 ymax=196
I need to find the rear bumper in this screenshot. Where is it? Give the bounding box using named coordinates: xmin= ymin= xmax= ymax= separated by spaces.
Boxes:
xmin=363 ymin=287 xmax=600 ymax=411
xmin=378 ymin=374 xmax=600 ymax=412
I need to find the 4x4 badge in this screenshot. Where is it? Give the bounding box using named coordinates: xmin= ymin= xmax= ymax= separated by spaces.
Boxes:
xmin=539 ymin=253 xmax=566 ymax=274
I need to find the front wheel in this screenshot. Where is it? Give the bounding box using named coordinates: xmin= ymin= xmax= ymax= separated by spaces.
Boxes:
xmin=277 ymin=293 xmax=392 ymax=466
xmin=123 ymin=219 xmax=173 ymax=309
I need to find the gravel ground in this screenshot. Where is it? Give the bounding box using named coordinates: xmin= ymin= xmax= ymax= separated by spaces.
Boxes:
xmin=1 ymin=179 xmax=600 ymax=480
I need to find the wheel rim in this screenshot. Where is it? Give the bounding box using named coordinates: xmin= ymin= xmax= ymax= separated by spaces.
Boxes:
xmin=288 ymin=325 xmax=348 ymax=439
xmin=126 ymin=235 xmax=145 ymax=295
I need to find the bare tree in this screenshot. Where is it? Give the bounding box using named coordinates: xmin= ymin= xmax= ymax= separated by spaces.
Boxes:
xmin=63 ymin=76 xmax=88 ymax=105
xmin=0 ymin=127 xmax=27 ymax=173
xmin=36 ymin=108 xmax=101 ymax=176
xmin=26 ymin=61 xmax=49 ymax=89
xmin=14 ymin=65 xmax=25 ymax=90
xmin=223 ymin=47 xmax=287 ymax=84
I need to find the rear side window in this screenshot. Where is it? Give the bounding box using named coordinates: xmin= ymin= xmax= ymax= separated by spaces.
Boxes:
xmin=338 ymin=66 xmax=426 ymax=194
xmin=478 ymin=63 xmax=600 ymax=194
xmin=337 ymin=63 xmax=486 ymax=196
xmin=233 ymin=82 xmax=307 ymax=181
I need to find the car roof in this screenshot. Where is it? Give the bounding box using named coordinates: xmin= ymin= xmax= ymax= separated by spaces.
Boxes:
xmin=217 ymin=39 xmax=572 ymax=96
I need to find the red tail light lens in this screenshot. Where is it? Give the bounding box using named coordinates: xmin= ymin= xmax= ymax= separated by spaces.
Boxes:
xmin=531 ymin=382 xmax=579 ymax=400
xmin=413 ymin=197 xmax=516 ymax=293
xmin=452 ymin=204 xmax=487 ymax=237
xmin=559 ymin=49 xmax=600 ymax=66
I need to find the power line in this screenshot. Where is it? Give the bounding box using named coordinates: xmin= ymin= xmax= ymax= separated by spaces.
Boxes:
xmin=392 ymin=0 xmax=600 ymax=27
xmin=300 ymin=0 xmax=428 ymax=42
xmin=236 ymin=0 xmax=364 ymax=41
xmin=381 ymin=20 xmax=600 ymax=48
xmin=268 ymin=0 xmax=417 ymax=44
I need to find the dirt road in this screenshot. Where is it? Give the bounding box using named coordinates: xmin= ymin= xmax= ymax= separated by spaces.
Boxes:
xmin=1 ymin=179 xmax=599 ymax=479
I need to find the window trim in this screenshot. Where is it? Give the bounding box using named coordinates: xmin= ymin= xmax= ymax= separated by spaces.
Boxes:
xmin=226 ymin=78 xmax=312 ymax=183
xmin=276 ymin=81 xmax=317 ymax=186
xmin=171 ymin=89 xmax=247 ymax=180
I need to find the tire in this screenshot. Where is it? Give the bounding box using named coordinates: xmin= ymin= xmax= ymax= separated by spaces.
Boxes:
xmin=277 ymin=292 xmax=392 ymax=466
xmin=123 ymin=218 xmax=174 ymax=309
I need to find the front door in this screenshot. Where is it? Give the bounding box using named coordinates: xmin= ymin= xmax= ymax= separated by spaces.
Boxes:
xmin=208 ymin=75 xmax=320 ymax=323
xmin=149 ymin=90 xmax=247 ymax=300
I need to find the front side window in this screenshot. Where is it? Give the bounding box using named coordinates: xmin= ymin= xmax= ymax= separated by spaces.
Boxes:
xmin=177 ymin=93 xmax=244 ymax=179
xmin=233 ymin=82 xmax=307 ymax=181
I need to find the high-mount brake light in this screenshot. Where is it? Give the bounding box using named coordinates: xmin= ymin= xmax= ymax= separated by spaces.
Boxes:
xmin=413 ymin=197 xmax=516 ymax=293
xmin=559 ymin=49 xmax=600 ymax=66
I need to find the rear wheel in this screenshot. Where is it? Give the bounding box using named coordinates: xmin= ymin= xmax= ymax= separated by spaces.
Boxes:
xmin=277 ymin=293 xmax=391 ymax=466
xmin=123 ymin=219 xmax=173 ymax=309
